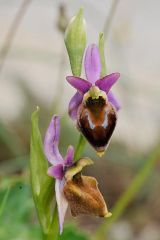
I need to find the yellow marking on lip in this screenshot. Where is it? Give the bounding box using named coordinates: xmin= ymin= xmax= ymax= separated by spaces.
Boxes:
xmin=96 ymin=151 xmax=105 ymax=157
xmin=105 ymin=212 xmax=112 ymax=218
xmin=65 ymin=157 xmax=93 ymax=180
xmin=83 ymin=86 xmax=107 ymax=102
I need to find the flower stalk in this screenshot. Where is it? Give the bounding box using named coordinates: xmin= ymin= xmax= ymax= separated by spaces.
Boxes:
xmin=74 ymin=134 xmax=86 ymax=161
xmin=42 ymin=208 xmax=59 ymax=240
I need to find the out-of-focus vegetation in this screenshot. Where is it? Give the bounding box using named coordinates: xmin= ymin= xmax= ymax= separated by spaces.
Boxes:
xmin=0 ymin=181 xmax=89 ymax=240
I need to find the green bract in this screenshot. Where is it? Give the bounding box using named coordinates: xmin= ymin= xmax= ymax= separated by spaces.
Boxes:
xmin=30 ymin=107 xmax=58 ymax=238
xmin=65 ymin=8 xmax=87 ymax=76
xmin=98 ymin=32 xmax=107 ymax=77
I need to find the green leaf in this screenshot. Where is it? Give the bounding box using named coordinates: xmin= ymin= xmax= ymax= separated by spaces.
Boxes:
xmin=65 ymin=8 xmax=87 ymax=76
xmin=98 ymin=32 xmax=107 ymax=77
xmin=30 ymin=107 xmax=58 ymax=237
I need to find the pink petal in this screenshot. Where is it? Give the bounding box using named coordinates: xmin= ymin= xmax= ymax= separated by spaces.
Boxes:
xmin=44 ymin=116 xmax=63 ymax=165
xmin=68 ymin=92 xmax=83 ymax=120
xmin=47 ymin=165 xmax=64 ymax=179
xmin=84 ymin=44 xmax=101 ymax=84
xmin=95 ymin=73 xmax=120 ymax=93
xmin=108 ymin=91 xmax=121 ymax=111
xmin=64 ymin=145 xmax=74 ymax=166
xmin=55 ymin=179 xmax=68 ymax=234
xmin=66 ymin=76 xmax=91 ymax=94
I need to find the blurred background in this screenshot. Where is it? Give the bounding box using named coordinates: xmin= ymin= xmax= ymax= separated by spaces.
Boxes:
xmin=0 ymin=0 xmax=160 ymax=240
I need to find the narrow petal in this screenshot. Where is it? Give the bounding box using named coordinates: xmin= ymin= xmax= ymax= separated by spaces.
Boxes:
xmin=68 ymin=92 xmax=83 ymax=120
xmin=66 ymin=76 xmax=91 ymax=94
xmin=55 ymin=179 xmax=68 ymax=234
xmin=64 ymin=145 xmax=74 ymax=166
xmin=44 ymin=116 xmax=63 ymax=165
xmin=108 ymin=91 xmax=121 ymax=111
xmin=84 ymin=44 xmax=101 ymax=84
xmin=95 ymin=72 xmax=120 ymax=93
xmin=47 ymin=164 xmax=64 ymax=180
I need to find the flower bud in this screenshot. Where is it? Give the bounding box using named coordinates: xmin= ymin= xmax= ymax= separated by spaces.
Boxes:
xmin=65 ymin=8 xmax=87 ymax=76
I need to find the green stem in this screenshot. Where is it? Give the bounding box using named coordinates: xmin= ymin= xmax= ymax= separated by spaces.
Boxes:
xmin=94 ymin=145 xmax=160 ymax=240
xmin=43 ymin=207 xmax=59 ymax=240
xmin=74 ymin=134 xmax=86 ymax=161
xmin=43 ymin=231 xmax=55 ymax=240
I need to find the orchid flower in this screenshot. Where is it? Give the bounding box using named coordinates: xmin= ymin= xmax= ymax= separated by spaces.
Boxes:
xmin=44 ymin=115 xmax=112 ymax=234
xmin=67 ymin=44 xmax=121 ymax=155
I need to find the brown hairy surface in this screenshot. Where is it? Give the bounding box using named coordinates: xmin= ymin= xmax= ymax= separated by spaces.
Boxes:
xmin=63 ymin=174 xmax=111 ymax=217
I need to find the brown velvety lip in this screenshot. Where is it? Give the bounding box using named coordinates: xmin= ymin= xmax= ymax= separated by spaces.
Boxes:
xmin=77 ymin=97 xmax=117 ymax=153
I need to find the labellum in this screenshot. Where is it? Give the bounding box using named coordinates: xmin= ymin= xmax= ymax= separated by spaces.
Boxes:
xmin=77 ymin=86 xmax=117 ymax=156
xmin=64 ymin=158 xmax=112 ymax=218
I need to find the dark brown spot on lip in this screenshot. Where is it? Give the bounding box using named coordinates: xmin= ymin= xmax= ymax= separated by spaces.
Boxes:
xmin=77 ymin=97 xmax=117 ymax=153
xmin=86 ymin=96 xmax=106 ymax=110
